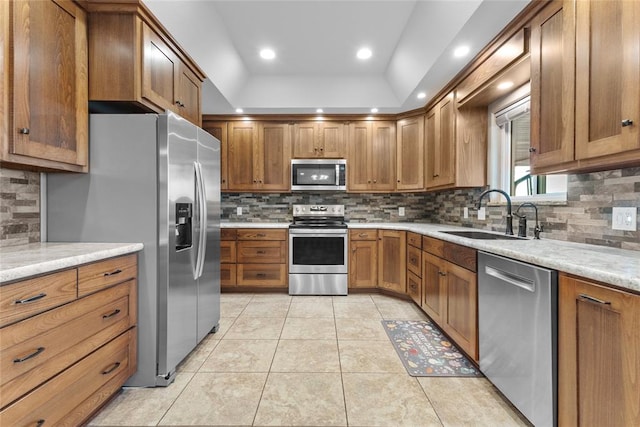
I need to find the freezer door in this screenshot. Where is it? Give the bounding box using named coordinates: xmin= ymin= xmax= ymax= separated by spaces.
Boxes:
xmin=157 ymin=112 xmax=199 ymax=379
xmin=196 ymin=127 xmax=221 ymax=341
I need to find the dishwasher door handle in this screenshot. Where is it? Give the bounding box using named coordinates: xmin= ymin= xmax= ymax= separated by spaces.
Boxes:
xmin=485 ymin=266 xmax=535 ymax=292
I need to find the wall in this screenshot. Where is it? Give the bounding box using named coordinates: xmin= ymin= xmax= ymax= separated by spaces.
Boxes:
xmin=222 ymin=167 xmax=640 ymax=251
xmin=0 ymin=168 xmax=40 ymax=247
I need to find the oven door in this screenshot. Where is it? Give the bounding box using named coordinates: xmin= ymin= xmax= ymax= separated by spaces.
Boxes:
xmin=289 ymin=228 xmax=348 ymax=274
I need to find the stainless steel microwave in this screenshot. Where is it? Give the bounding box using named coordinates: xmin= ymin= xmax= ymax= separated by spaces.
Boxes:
xmin=291 ymin=159 xmax=346 ymax=191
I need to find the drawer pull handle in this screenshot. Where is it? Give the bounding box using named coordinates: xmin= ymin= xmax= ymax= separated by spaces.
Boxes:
xmin=104 ymin=269 xmax=122 ymax=277
xmin=579 ymin=294 xmax=611 ymax=305
xmin=102 ymin=309 xmax=122 ymax=319
xmin=14 ymin=347 xmax=45 ymax=363
xmin=256 ymin=233 xmax=266 ymax=237
xmin=358 ymin=233 xmax=368 ymax=237
xmin=256 ymin=250 xmax=266 ymax=254
xmin=438 ymin=271 xmax=447 ymax=277
xmin=256 ymin=273 xmax=266 ymax=278
xmin=36 ymin=420 xmax=45 ymax=426
xmin=101 ymin=362 xmax=121 ymax=375
xmin=621 ymin=119 xmax=633 ymax=127
xmin=15 ymin=293 xmax=47 ymax=304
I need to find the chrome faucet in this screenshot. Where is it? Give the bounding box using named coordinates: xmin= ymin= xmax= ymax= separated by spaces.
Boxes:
xmin=515 ymin=202 xmax=543 ymax=239
xmin=477 ymin=189 xmax=514 ymax=235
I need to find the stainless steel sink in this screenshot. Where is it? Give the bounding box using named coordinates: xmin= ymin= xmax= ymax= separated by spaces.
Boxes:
xmin=439 ymin=230 xmax=523 ymax=240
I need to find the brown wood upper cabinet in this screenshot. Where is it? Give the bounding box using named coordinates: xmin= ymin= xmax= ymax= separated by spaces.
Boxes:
xmin=530 ymin=0 xmax=640 ymax=174
xmin=87 ymin=1 xmax=205 ymax=126
xmin=425 ymin=93 xmax=486 ymax=191
xmin=202 ymin=121 xmax=228 ymax=190
xmin=293 ymin=122 xmax=345 ymax=158
xmin=396 ymin=116 xmax=425 ymax=191
xmin=348 ymin=121 xmax=396 ymax=192
xmin=558 ymin=273 xmax=640 ymax=426
xmin=1 ymin=0 xmax=88 ymax=172
xmin=227 ymin=122 xmax=291 ymax=192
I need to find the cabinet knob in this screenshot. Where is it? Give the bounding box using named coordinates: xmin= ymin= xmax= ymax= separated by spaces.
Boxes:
xmin=373 ymin=179 xmax=377 ymax=183
xmin=438 ymin=271 xmax=447 ymax=277
xmin=621 ymin=119 xmax=633 ymax=127
xmin=320 ymin=147 xmax=324 ymax=151
xmin=19 ymin=128 xmax=30 ymax=135
xmin=397 ymin=180 xmax=401 ymax=183
xmin=253 ymin=179 xmax=257 ymax=183
xmin=529 ymin=147 xmax=537 ymax=153
xmin=368 ymin=180 xmax=372 ymax=183
xmin=175 ymin=100 xmax=185 ymax=107
xmin=433 ymin=174 xmax=439 ymax=178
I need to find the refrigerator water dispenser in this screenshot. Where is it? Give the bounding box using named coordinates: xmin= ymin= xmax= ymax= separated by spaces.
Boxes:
xmin=175 ymin=203 xmax=192 ymax=250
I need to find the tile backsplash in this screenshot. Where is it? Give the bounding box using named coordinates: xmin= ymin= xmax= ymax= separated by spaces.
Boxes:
xmin=0 ymin=166 xmax=637 ymax=251
xmin=0 ymin=168 xmax=40 ymax=247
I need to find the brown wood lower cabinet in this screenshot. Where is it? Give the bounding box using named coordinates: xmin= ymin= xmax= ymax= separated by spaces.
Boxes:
xmin=377 ymin=230 xmax=406 ymax=293
xmin=221 ymin=228 xmax=288 ymax=289
xmin=0 ymin=254 xmax=138 ymax=425
xmin=421 ymin=238 xmax=478 ymax=361
xmin=349 ymin=230 xmax=378 ymax=288
xmin=406 ymin=232 xmax=422 ymax=305
xmin=559 ymin=273 xmax=640 ymax=426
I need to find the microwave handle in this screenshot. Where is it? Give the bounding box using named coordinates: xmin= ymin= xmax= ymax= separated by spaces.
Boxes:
xmin=336 ymin=164 xmax=339 ymax=185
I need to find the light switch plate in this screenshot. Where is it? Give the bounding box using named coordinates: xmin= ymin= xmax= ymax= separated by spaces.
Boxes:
xmin=399 ymin=207 xmax=405 ymax=217
xmin=477 ymin=207 xmax=486 ymax=221
xmin=463 ymin=207 xmax=469 ymax=219
xmin=237 ymin=207 xmax=243 ymax=216
xmin=612 ymin=207 xmax=636 ymax=231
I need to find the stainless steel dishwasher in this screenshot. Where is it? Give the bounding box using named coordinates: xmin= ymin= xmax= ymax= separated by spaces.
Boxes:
xmin=478 ymin=252 xmax=557 ymax=427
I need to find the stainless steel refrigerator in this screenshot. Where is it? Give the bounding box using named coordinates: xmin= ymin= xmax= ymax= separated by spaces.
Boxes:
xmin=47 ymin=112 xmax=220 ymax=387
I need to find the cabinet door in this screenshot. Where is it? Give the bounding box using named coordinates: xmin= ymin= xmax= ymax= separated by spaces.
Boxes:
xmin=11 ymin=0 xmax=88 ymax=169
xmin=426 ymin=95 xmax=455 ymax=189
xmin=141 ymin=23 xmax=177 ymax=113
xmin=575 ymin=0 xmax=640 ymax=160
xmin=530 ymin=0 xmax=576 ymax=170
xmin=370 ymin=121 xmax=396 ymax=191
xmin=349 ymin=240 xmax=378 ymax=288
xmin=292 ymin=122 xmax=318 ymax=157
xmin=227 ymin=122 xmax=258 ymax=190
xmin=377 ymin=230 xmax=406 ymax=293
xmin=396 ymin=116 xmax=424 ymax=191
xmin=202 ymin=121 xmax=228 ymax=190
xmin=348 ymin=121 xmax=372 ymax=191
xmin=176 ymin=62 xmax=201 ymax=126
xmin=422 ymin=252 xmax=445 ymax=325
xmin=318 ymin=122 xmax=345 ymax=158
xmin=257 ymin=123 xmax=291 ymax=191
xmin=443 ymin=261 xmax=477 ymax=361
xmin=559 ymin=274 xmax=640 ymax=426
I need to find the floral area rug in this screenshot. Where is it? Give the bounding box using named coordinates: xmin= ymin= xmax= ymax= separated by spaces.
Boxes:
xmin=382 ymin=319 xmax=482 ymax=377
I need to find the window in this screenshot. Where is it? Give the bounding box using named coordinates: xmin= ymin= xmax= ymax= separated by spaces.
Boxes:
xmin=489 ymin=85 xmax=567 ymax=202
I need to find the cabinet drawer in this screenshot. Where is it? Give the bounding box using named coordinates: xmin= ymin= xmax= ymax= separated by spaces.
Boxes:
xmin=221 ymin=241 xmax=236 ymax=263
xmin=221 ymin=264 xmax=237 ymax=287
xmin=237 ymin=241 xmax=286 ymax=264
xmin=237 ymin=264 xmax=287 ymax=287
xmin=422 ymin=236 xmax=444 ymax=258
xmin=221 ymin=229 xmax=237 ymax=241
xmin=0 ymin=330 xmax=133 ymax=426
xmin=442 ymin=242 xmax=477 ymax=272
xmin=407 ymin=232 xmax=422 ymax=249
xmin=350 ymin=229 xmax=377 ymax=241
xmin=78 ymin=254 xmax=137 ymax=297
xmin=407 ymin=245 xmax=422 ymax=277
xmin=407 ymin=271 xmax=422 ymax=306
xmin=237 ymin=229 xmax=287 ymax=241
xmin=0 ymin=280 xmax=135 ymax=408
xmin=0 ymin=270 xmax=77 ymax=328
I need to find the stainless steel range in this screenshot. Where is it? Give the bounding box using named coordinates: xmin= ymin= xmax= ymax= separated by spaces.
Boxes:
xmin=289 ymin=204 xmax=348 ymax=295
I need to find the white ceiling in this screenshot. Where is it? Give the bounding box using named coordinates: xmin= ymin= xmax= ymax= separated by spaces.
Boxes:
xmin=143 ymin=0 xmax=531 ymax=115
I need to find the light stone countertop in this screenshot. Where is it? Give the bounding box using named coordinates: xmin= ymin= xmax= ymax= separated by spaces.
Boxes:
xmin=222 ymin=221 xmax=640 ymax=293
xmin=0 ymin=242 xmax=144 ymax=284
xmin=221 ymin=222 xmax=290 ymax=229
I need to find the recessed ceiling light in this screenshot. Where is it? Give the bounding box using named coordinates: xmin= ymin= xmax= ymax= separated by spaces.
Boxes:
xmin=235 ymin=108 xmax=243 ymax=113
xmin=316 ymin=108 xmax=324 ymax=113
xmin=365 ymin=116 xmax=374 ymax=121
xmin=497 ymin=81 xmax=514 ymax=90
xmin=417 ymin=92 xmax=427 ymax=99
xmin=259 ymin=48 xmax=276 ymax=60
xmin=370 ymin=108 xmax=378 ymax=113
xmin=453 ymin=45 xmax=470 ymax=58
xmin=357 ymin=48 xmax=372 ymax=60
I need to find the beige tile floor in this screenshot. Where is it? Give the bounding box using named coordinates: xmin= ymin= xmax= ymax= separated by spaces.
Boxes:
xmin=89 ymin=293 xmax=531 ymax=427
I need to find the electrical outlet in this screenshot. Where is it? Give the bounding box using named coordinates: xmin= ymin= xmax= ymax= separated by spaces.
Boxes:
xmin=612 ymin=207 xmax=637 ymax=231
xmin=463 ymin=207 xmax=469 ymax=219
xmin=477 ymin=207 xmax=486 ymax=221
xmin=399 ymin=207 xmax=405 ymax=217
xmin=236 ymin=207 xmax=243 ymax=216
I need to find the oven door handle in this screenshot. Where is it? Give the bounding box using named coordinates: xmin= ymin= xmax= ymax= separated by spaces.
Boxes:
xmin=289 ymin=230 xmax=348 ymax=236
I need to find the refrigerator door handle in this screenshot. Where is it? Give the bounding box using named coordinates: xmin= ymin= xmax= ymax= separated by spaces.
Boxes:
xmin=195 ymin=161 xmax=207 ymax=279
xmin=193 ymin=162 xmax=202 ymax=280
xmin=194 ymin=161 xmax=206 ymax=279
